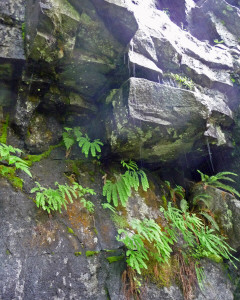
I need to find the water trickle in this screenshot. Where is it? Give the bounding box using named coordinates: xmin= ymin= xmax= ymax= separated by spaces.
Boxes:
xmin=206 ymin=137 xmax=215 ymax=172
xmin=28 ymin=73 xmax=34 ymax=92
xmin=158 ymin=74 xmax=160 ymax=84
xmin=124 ymin=53 xmax=126 ymax=65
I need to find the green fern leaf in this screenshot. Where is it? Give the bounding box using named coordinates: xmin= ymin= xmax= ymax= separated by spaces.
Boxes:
xmin=63 ymin=132 xmax=75 ymax=150
xmin=138 ymin=170 xmax=149 ymax=191
xmin=200 ymin=212 xmax=219 ymax=231
xmin=180 ymin=199 xmax=189 ymax=213
xmin=112 ymin=184 xmax=118 ymax=207
xmin=81 ymin=139 xmax=91 ymax=158
xmin=214 ymin=182 xmax=240 ymax=198
xmin=193 ymin=194 xmax=212 ymax=207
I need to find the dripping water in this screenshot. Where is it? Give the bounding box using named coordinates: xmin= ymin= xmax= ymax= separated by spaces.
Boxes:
xmin=206 ymin=137 xmax=215 ymax=172
xmin=129 ymin=40 xmax=143 ymax=164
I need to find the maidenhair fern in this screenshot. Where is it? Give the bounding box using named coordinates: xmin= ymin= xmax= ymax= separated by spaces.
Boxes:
xmin=102 ymin=160 xmax=149 ymax=207
xmin=63 ymin=127 xmax=103 ymax=158
xmin=117 ymin=218 xmax=174 ymax=274
xmin=31 ymin=181 xmax=95 ymax=214
xmin=197 ymin=170 xmax=240 ymax=197
xmin=0 ymin=143 xmax=32 ymax=177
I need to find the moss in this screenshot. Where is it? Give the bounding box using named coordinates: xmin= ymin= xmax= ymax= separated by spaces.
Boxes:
xmin=206 ymin=253 xmax=223 ymax=263
xmin=111 ymin=213 xmax=129 ymax=229
xmin=6 ymin=249 xmax=11 ymax=255
xmin=25 ymin=143 xmax=61 ymax=166
xmin=0 ymin=114 xmax=9 ymax=144
xmin=66 ymin=159 xmax=83 ymax=176
xmin=21 ymin=23 xmax=26 ymax=40
xmin=107 ymin=255 xmax=124 ymax=263
xmin=93 ymin=227 xmax=98 ymax=235
xmin=161 ymin=195 xmax=168 ymax=210
xmin=0 ymin=165 xmax=23 ymax=190
xmin=142 ymin=255 xmax=179 ymax=288
xmin=67 ymin=227 xmax=75 ymax=234
xmin=74 ymin=251 xmax=82 ymax=256
xmin=86 ymin=250 xmax=100 ymax=257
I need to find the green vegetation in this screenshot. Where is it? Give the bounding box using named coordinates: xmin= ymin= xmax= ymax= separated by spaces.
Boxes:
xmin=80 ymin=198 xmax=95 ymax=213
xmin=25 ymin=143 xmax=61 ymax=166
xmin=86 ymin=250 xmax=100 ymax=257
xmin=107 ymin=255 xmax=124 ymax=263
xmin=117 ymin=218 xmax=173 ymax=274
xmin=21 ymin=23 xmax=26 ymax=40
xmin=170 ymin=73 xmax=194 ymax=90
xmin=74 ymin=252 xmax=82 ymax=256
xmin=31 ymin=181 xmax=95 ymax=214
xmin=102 ymin=160 xmax=149 ymax=207
xmin=163 ymin=8 xmax=170 ymax=17
xmin=63 ymin=127 xmax=103 ymax=158
xmin=118 ymin=199 xmax=237 ymax=295
xmin=0 ymin=143 xmax=32 ymax=177
xmin=214 ymin=39 xmax=224 ymax=44
xmin=197 ymin=170 xmax=240 ymax=197
xmin=67 ymin=227 xmax=75 ymax=234
xmin=0 ymin=115 xmax=9 ymax=144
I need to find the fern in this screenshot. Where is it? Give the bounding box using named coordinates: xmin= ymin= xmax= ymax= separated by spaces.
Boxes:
xmin=80 ymin=199 xmax=95 ymax=213
xmin=0 ymin=143 xmax=32 ymax=177
xmin=197 ymin=170 xmax=240 ymax=198
xmin=161 ymin=202 xmax=237 ymax=265
xmin=192 ymin=193 xmax=212 ymax=208
xmin=63 ymin=127 xmax=103 ymax=158
xmin=102 ymin=161 xmax=149 ymax=207
xmin=62 ymin=128 xmax=75 ymax=150
xmin=31 ymin=181 xmax=95 ymax=214
xmin=102 ymin=203 xmax=116 ymax=213
xmin=117 ymin=218 xmax=174 ymax=274
xmin=121 ymin=159 xmax=138 ymax=171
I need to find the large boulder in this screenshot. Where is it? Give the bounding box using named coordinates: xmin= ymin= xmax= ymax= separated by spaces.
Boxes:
xmin=106 ymin=77 xmax=233 ymax=162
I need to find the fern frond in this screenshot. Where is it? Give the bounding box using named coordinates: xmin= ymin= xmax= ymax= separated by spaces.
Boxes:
xmin=138 ymin=170 xmax=149 ymax=191
xmin=213 ymin=182 xmax=240 ymax=198
xmin=180 ymin=199 xmax=189 ymax=213
xmin=116 ymin=178 xmax=129 ymax=206
xmin=193 ymin=194 xmax=212 ymax=208
xmin=200 ymin=212 xmax=219 ymax=231
xmin=63 ymin=131 xmax=75 ymax=150
xmin=215 ymin=171 xmax=238 ymax=179
xmin=81 ymin=138 xmax=91 ymax=158
xmin=121 ymin=160 xmax=138 ymax=171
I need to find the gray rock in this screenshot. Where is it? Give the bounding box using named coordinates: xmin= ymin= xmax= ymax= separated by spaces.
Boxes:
xmin=106 ymin=77 xmax=233 ymax=162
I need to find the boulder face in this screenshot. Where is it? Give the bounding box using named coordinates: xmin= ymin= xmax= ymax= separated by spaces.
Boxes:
xmin=1 ymin=0 xmax=240 ymax=299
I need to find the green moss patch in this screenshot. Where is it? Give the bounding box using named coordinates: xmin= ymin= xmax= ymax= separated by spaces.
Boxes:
xmin=25 ymin=143 xmax=61 ymax=166
xmin=107 ymin=255 xmax=124 ymax=263
xmin=0 ymin=114 xmax=9 ymax=144
xmin=86 ymin=250 xmax=100 ymax=257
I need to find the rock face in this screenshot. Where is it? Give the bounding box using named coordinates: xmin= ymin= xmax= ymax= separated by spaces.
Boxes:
xmin=1 ymin=0 xmax=240 ymax=299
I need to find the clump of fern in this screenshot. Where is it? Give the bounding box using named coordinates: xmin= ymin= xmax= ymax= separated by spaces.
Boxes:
xmin=191 ymin=193 xmax=220 ymax=231
xmin=0 ymin=143 xmax=32 ymax=177
xmin=102 ymin=160 xmax=149 ymax=207
xmin=63 ymin=127 xmax=103 ymax=158
xmin=31 ymin=181 xmax=95 ymax=214
xmin=117 ymin=218 xmax=174 ymax=274
xmin=197 ymin=170 xmax=240 ymax=198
